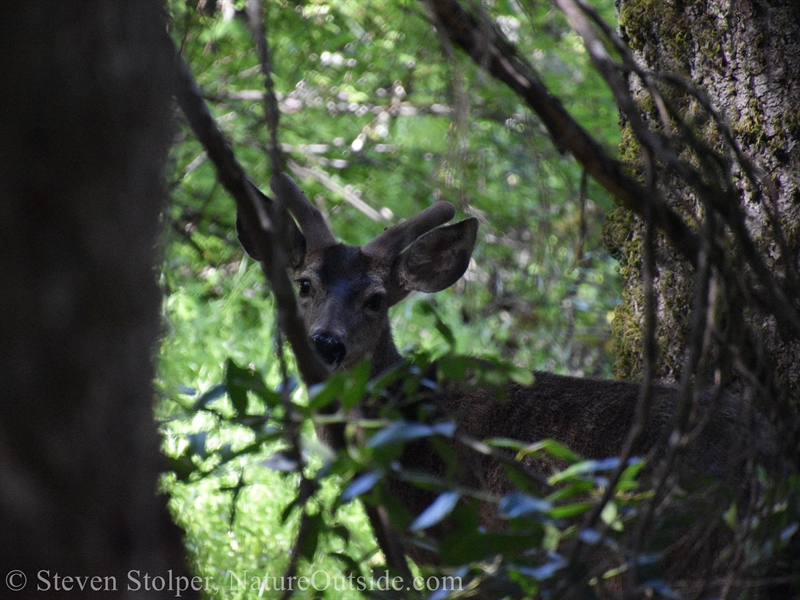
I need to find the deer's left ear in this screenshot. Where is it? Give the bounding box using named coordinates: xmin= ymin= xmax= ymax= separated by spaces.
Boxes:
xmin=236 ymin=186 xmax=307 ymax=268
xmin=387 ymin=217 xmax=478 ymax=306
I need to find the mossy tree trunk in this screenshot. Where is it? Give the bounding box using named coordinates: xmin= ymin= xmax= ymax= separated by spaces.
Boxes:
xmin=606 ymin=0 xmax=800 ymax=398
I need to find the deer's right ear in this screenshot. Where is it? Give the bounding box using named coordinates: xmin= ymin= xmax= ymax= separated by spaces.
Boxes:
xmin=388 ymin=216 xmax=478 ymax=305
xmin=236 ymin=187 xmax=307 ymax=268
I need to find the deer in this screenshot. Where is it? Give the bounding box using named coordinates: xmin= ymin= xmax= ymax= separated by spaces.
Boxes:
xmin=236 ymin=173 xmax=777 ymax=596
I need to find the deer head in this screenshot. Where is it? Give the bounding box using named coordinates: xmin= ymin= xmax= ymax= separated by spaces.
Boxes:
xmin=237 ymin=174 xmax=479 ymax=374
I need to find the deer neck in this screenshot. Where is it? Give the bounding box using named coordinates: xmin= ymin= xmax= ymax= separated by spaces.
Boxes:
xmin=369 ymin=323 xmax=402 ymax=377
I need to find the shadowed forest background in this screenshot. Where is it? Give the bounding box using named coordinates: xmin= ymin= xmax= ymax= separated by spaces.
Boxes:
xmin=2 ymin=0 xmax=800 ymax=598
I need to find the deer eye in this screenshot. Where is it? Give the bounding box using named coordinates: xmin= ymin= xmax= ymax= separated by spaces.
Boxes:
xmin=297 ymin=278 xmax=312 ymax=297
xmin=364 ymin=293 xmax=385 ymax=313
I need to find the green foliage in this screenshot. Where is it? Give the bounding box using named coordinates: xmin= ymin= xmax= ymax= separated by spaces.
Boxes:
xmin=165 ymin=0 xmax=623 ymax=375
xmin=155 ymin=0 xmax=800 ymax=598
xmin=161 ymin=347 xmax=662 ymax=598
xmin=160 ymin=0 xmax=624 ymax=596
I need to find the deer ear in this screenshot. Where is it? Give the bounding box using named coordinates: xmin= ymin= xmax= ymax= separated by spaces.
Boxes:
xmin=388 ymin=217 xmax=478 ymax=304
xmin=236 ymin=187 xmax=307 ymax=268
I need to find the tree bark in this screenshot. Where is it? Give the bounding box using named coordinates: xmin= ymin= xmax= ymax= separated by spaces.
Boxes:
xmin=0 ymin=3 xmax=194 ymax=597
xmin=606 ymin=0 xmax=800 ymax=396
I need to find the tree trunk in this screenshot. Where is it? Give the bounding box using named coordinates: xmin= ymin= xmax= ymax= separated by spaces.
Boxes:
xmin=0 ymin=3 xmax=194 ymax=597
xmin=606 ymin=0 xmax=800 ymax=398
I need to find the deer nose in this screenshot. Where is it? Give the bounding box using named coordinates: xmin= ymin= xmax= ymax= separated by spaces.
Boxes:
xmin=312 ymin=332 xmax=346 ymax=366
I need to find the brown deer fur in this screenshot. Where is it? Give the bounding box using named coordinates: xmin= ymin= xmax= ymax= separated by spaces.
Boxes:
xmin=238 ymin=174 xmax=774 ymax=593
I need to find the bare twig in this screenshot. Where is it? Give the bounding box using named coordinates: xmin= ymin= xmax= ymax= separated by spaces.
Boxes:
xmin=246 ymin=0 xmax=282 ymax=172
xmin=561 ymin=149 xmax=661 ymax=594
xmin=286 ymin=159 xmax=389 ymax=224
xmin=423 ymin=0 xmax=701 ymax=267
xmin=244 ymin=5 xmax=327 ymax=593
xmin=455 ymin=433 xmax=553 ymax=492
xmin=244 ymin=2 xmax=413 ymax=580
xmin=555 ymin=0 xmax=800 ymax=460
xmin=555 ymin=0 xmax=800 ymax=339
xmin=173 ymin=42 xmax=329 ymax=386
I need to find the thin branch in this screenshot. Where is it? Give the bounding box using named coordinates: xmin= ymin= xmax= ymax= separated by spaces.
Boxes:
xmin=173 ymin=44 xmax=329 ymax=386
xmin=423 ymin=0 xmax=701 ymax=267
xmin=556 ymin=0 xmax=800 ymax=338
xmin=455 ymin=433 xmax=553 ymax=492
xmin=244 ymin=3 xmax=414 ymax=580
xmin=562 ymin=149 xmax=661 ymax=593
xmin=246 ymin=0 xmax=283 ymax=173
xmin=287 ymin=159 xmax=390 ymax=224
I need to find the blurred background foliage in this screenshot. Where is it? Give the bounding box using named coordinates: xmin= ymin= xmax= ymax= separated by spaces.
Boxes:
xmin=159 ymin=0 xmax=625 ymax=596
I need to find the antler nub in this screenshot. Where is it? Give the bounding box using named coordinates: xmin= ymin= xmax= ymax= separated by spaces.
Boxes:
xmin=363 ymin=201 xmax=456 ymax=261
xmin=270 ymin=172 xmax=337 ymax=250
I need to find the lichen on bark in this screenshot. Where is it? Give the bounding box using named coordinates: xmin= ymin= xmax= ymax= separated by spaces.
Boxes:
xmin=607 ymin=0 xmax=800 ymax=394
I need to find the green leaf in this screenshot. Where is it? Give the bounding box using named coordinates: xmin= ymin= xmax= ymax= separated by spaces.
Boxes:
xmin=549 ymin=457 xmax=620 ymax=485
xmin=496 ymin=438 xmax=581 ymax=465
xmin=329 ymin=524 xmax=351 ymax=546
xmin=227 ymin=386 xmax=248 ymax=416
xmin=486 ymin=437 xmax=533 ymax=452
xmin=193 ymin=383 xmax=226 ymax=410
xmin=307 ymin=378 xmax=343 ymax=411
xmin=617 ymin=458 xmax=645 ymax=490
xmin=503 ymin=463 xmax=546 ymax=494
xmin=415 ymin=299 xmax=456 ymax=348
xmin=235 ymin=359 xmax=281 ymax=406
xmin=508 ymin=366 xmax=535 ymax=386
xmin=430 ymin=436 xmax=460 ymax=479
xmin=262 ymin=452 xmax=298 ymax=472
xmin=373 ymin=485 xmax=413 ymax=530
xmin=498 ymin=492 xmax=552 ymax=519
xmin=298 ymin=511 xmax=323 ymax=562
xmin=410 ymin=491 xmax=460 ymax=532
xmin=440 ymin=528 xmax=545 ymax=565
xmin=167 ymin=455 xmax=197 ymax=482
xmin=339 ymin=471 xmax=383 ymax=503
xmin=436 ymin=355 xmax=471 ymax=380
xmin=600 ymin=501 xmax=623 ymax=531
xmin=367 ymin=420 xmax=435 ymax=448
xmin=224 ymin=358 xmax=277 ymax=415
xmin=280 ymin=496 xmax=300 ymax=524
xmin=513 ymin=553 xmax=566 ymax=581
xmin=723 ymin=503 xmax=738 ymax=529
xmin=546 ymin=479 xmax=596 ymax=503
xmin=548 ymin=501 xmax=593 ymax=519
xmin=339 ymin=360 xmax=372 ymax=410
xmin=308 ymin=360 xmax=371 ymax=412
xmin=394 ymin=468 xmax=447 ymax=488
xmin=329 ymin=551 xmax=361 ymax=573
xmin=524 ymin=439 xmax=581 ymax=464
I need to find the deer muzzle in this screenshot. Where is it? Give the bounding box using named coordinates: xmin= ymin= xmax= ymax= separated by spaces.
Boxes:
xmin=312 ymin=332 xmax=346 ymax=367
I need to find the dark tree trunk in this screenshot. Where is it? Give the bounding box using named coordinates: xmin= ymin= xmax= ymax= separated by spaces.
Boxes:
xmin=0 ymin=3 xmax=193 ymax=597
xmin=606 ymin=0 xmax=800 ymax=397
